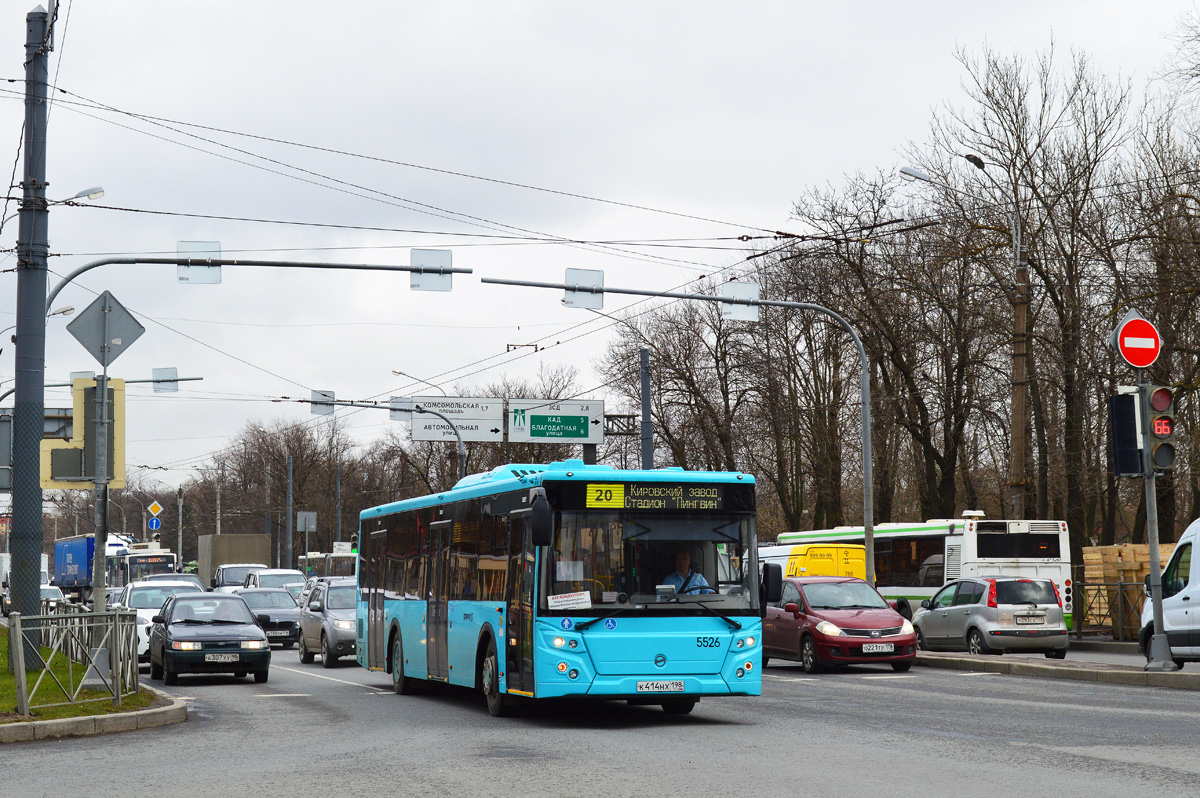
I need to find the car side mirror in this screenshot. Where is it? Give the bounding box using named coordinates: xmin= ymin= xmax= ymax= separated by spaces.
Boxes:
xmin=309 ymin=601 xmax=321 ymax=612
xmin=1145 ymin=574 xmax=1153 ymax=595
xmin=783 ymin=602 xmax=801 ymax=618
xmin=210 ymin=578 xmax=217 ymax=588
xmin=920 ymin=599 xmax=931 ymax=610
xmin=151 ymin=615 xmax=166 ymax=624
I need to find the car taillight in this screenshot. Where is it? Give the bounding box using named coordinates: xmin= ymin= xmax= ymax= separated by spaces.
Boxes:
xmin=1051 ymin=581 xmax=1063 ymax=608
xmin=987 ymin=580 xmax=997 ymax=608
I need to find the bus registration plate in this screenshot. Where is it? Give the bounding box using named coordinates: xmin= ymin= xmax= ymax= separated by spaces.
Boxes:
xmin=637 ymin=680 xmax=684 ymax=693
xmin=205 ymin=653 xmax=239 ymax=663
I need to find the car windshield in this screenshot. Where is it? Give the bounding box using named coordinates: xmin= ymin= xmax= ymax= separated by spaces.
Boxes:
xmin=801 ymin=581 xmax=889 ymax=610
xmin=170 ymin=596 xmax=255 ymax=624
xmin=128 ymin=585 xmax=201 ymax=609
xmin=40 ymin=587 xmax=64 ymax=600
xmin=284 ymin=583 xmax=303 ymax=600
xmin=995 ymin=579 xmax=1057 ymax=605
xmin=258 ymin=572 xmax=303 ymax=589
xmin=545 ymin=510 xmax=758 ymax=612
xmin=219 ymin=567 xmax=257 ymax=586
xmin=240 ymin=591 xmax=297 ymax=609
xmin=326 ymin=586 xmax=356 ymax=610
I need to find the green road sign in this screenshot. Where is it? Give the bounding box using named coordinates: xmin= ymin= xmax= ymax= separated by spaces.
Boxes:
xmin=530 ymin=414 xmax=589 ymax=439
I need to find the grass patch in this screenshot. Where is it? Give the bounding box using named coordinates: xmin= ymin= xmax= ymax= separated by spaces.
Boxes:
xmin=1 ymin=623 xmax=164 ymax=723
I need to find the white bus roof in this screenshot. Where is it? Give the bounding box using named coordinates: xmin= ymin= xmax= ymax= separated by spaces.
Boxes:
xmin=778 ymin=520 xmax=959 ymax=544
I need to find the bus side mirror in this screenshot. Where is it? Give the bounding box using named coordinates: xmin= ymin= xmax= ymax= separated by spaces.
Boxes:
xmin=531 ymin=492 xmax=553 ymax=547
xmin=210 ymin=578 xmax=217 ymax=589
xmin=762 ymin=563 xmax=783 ymax=604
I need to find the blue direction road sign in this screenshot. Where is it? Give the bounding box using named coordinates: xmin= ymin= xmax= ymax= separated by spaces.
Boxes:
xmin=148 ymin=517 xmax=162 ymax=531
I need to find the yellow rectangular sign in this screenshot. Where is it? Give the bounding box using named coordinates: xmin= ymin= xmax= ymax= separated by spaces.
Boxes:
xmin=585 ymin=483 xmax=625 ymax=509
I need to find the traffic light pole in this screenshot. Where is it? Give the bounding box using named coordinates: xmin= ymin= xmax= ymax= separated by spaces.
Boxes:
xmin=1141 ymin=376 xmax=1175 ymax=671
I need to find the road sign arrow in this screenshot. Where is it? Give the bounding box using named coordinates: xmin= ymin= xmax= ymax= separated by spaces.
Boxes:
xmin=490 ymin=428 xmax=501 ymax=434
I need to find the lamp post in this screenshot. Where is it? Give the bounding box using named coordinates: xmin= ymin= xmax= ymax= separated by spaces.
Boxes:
xmin=391 ymin=369 xmax=449 ymax=397
xmin=900 ymin=162 xmax=1029 ymax=519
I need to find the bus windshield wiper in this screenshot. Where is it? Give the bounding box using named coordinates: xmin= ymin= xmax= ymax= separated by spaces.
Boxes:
xmin=690 ymin=597 xmax=742 ymax=630
xmin=575 ymin=606 xmax=632 ymax=631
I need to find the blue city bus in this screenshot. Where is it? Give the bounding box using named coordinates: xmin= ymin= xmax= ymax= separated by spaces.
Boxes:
xmin=356 ymin=459 xmax=781 ymax=716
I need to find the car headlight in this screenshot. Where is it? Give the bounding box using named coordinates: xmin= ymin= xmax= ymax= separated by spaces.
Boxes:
xmin=241 ymin=640 xmax=268 ymax=650
xmin=137 ymin=616 xmax=150 ymax=626
xmin=334 ymin=620 xmax=355 ymax=631
xmin=900 ymin=619 xmax=914 ymax=636
xmin=171 ymin=641 xmax=202 ymax=651
xmin=815 ymin=620 xmax=845 ymax=637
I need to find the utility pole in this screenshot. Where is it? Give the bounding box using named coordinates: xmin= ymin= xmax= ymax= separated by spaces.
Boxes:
xmin=640 ymin=348 xmax=653 ymax=470
xmin=215 ymin=466 xmax=222 ymax=535
xmin=285 ymin=456 xmax=294 ymax=569
xmin=264 ymin=461 xmax=273 ymax=565
xmin=176 ymin=487 xmax=183 ymax=568
xmin=335 ymin=462 xmax=342 ymax=544
xmin=10 ymin=7 xmax=51 ymax=643
xmin=1009 ymin=244 xmax=1030 ymax=519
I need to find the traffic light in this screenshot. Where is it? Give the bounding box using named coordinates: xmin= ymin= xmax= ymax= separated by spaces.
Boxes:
xmin=1109 ymin=389 xmax=1142 ymax=477
xmin=1147 ymin=385 xmax=1177 ymax=470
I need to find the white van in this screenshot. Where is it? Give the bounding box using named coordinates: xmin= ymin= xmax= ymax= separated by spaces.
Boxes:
xmin=1141 ymin=519 xmax=1200 ymax=667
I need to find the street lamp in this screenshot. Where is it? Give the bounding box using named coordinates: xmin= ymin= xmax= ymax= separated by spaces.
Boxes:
xmin=900 ymin=160 xmax=1029 ymax=519
xmin=0 ymin=186 xmax=104 ymax=229
xmin=391 ymin=369 xmax=448 ymax=397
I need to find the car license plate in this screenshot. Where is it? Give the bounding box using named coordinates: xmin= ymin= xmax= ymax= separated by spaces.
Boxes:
xmin=637 ymin=680 xmax=684 ymax=692
xmin=266 ymin=631 xmax=288 ymax=637
xmin=862 ymin=643 xmax=894 ymax=653
xmin=204 ymin=653 xmax=239 ymax=663
xmin=1015 ymin=616 xmax=1044 ymax=625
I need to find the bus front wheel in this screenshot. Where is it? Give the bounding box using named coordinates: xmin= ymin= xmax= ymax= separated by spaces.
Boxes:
xmin=482 ymin=638 xmax=514 ymax=717
xmin=661 ymin=699 xmax=696 ymax=715
xmin=391 ymin=634 xmax=413 ymax=695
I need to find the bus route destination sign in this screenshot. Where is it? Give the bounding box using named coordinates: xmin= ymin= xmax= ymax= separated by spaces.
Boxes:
xmin=586 ymin=483 xmax=725 ymax=511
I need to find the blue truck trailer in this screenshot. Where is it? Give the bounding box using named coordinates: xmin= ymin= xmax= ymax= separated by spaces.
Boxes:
xmin=54 ymin=535 xmax=96 ymax=598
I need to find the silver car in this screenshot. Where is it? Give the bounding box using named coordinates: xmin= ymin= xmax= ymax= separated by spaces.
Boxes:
xmin=298 ymin=579 xmax=357 ymax=668
xmin=913 ymin=576 xmax=1068 ymax=658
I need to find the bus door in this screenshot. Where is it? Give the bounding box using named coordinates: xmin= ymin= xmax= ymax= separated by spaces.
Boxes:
xmin=506 ymin=511 xmax=535 ymax=695
xmin=427 ymin=520 xmax=452 ymax=681
xmin=367 ymin=530 xmax=387 ymax=670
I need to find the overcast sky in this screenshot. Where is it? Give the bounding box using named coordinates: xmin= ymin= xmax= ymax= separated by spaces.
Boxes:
xmin=1 ymin=1 xmax=1196 ymax=501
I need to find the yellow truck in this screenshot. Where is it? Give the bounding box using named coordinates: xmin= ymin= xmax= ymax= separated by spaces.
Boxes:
xmin=758 ymin=543 xmax=866 ymax=580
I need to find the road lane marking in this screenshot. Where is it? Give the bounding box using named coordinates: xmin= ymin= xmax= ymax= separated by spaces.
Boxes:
xmin=255 ymin=693 xmax=311 ymax=698
xmin=273 ymin=665 xmax=378 ymax=688
xmin=766 ymin=676 xmax=817 ymax=682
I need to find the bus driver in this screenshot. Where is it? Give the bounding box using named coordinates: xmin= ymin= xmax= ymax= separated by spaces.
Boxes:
xmin=663 ymin=550 xmax=714 ymax=595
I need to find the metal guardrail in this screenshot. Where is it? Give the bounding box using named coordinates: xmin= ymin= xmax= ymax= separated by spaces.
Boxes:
xmin=1075 ymin=581 xmax=1146 ymax=642
xmin=6 ymin=603 xmax=139 ymax=717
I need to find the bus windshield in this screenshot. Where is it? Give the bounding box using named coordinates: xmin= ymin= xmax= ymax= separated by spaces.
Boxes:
xmin=544 ymin=511 xmax=757 ymax=612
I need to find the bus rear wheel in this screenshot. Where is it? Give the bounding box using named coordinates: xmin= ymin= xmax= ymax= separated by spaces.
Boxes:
xmin=482 ymin=638 xmax=513 ymax=717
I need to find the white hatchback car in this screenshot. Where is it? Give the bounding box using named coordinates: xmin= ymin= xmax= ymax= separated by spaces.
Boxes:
xmin=114 ymin=580 xmax=205 ymax=662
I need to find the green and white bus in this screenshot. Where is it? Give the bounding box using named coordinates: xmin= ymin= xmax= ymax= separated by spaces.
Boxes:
xmin=776 ymin=516 xmax=1074 ymax=628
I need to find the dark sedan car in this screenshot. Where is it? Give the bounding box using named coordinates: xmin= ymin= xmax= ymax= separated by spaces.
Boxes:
xmin=149 ymin=593 xmax=271 ymax=684
xmin=237 ymin=588 xmax=300 ymax=648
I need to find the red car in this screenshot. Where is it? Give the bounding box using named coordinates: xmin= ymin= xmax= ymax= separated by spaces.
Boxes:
xmin=763 ymin=576 xmax=918 ymax=673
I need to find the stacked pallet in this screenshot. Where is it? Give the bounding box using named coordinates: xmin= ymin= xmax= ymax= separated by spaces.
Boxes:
xmin=1081 ymin=544 xmax=1176 ymax=637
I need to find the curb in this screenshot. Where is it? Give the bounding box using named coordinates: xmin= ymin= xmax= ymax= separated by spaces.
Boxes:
xmin=1067 ymin=639 xmax=1141 ymax=655
xmin=915 ymin=651 xmax=1200 ymax=690
xmin=0 ymin=683 xmax=187 ymax=744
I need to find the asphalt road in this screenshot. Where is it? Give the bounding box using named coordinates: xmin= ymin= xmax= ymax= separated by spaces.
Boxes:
xmin=6 ymin=649 xmax=1200 ymax=797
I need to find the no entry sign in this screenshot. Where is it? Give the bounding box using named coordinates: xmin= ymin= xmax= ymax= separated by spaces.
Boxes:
xmin=1115 ymin=316 xmax=1162 ymax=369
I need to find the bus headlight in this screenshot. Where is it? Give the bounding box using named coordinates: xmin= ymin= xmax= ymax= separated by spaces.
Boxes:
xmin=553 ymin=637 xmax=565 ymax=647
